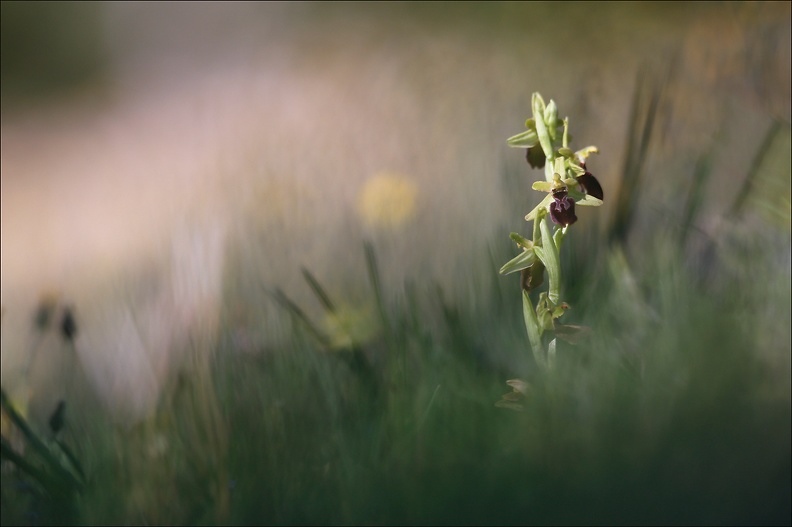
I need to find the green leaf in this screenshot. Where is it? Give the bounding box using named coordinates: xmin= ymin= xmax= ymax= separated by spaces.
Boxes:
xmin=499 ymin=248 xmax=536 ymax=275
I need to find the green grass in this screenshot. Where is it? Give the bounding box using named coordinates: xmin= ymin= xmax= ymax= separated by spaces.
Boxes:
xmin=5 ymin=223 xmax=789 ymax=525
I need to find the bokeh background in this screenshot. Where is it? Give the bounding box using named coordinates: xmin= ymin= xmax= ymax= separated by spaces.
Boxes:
xmin=1 ymin=2 xmax=790 ymax=525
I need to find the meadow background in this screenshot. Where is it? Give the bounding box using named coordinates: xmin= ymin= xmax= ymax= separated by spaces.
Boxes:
xmin=1 ymin=2 xmax=790 ymax=525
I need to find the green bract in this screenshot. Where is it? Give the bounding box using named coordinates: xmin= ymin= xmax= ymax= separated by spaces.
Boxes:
xmin=499 ymin=247 xmax=536 ymax=276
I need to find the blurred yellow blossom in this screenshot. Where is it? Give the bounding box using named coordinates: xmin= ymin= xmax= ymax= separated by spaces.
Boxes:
xmin=322 ymin=303 xmax=380 ymax=350
xmin=357 ymin=172 xmax=418 ymax=230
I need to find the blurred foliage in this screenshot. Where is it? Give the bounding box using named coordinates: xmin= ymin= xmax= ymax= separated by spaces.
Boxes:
xmin=5 ymin=190 xmax=790 ymax=525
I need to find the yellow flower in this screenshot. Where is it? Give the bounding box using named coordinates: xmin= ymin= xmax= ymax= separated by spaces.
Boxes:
xmin=322 ymin=303 xmax=380 ymax=350
xmin=357 ymin=172 xmax=418 ymax=230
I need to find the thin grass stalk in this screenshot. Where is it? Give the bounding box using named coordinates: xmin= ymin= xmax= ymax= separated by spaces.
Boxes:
xmin=609 ymin=70 xmax=661 ymax=247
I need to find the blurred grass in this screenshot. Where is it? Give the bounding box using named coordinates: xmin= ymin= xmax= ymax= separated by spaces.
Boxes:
xmin=4 ymin=145 xmax=790 ymax=525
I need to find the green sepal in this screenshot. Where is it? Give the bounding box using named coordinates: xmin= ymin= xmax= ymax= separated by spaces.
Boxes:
xmin=569 ymin=189 xmax=603 ymax=207
xmin=525 ymin=193 xmax=555 ymax=221
xmin=551 ymin=302 xmax=569 ymax=319
xmin=532 ymin=181 xmax=553 ymax=192
xmin=568 ymin=163 xmax=586 ymax=177
xmin=507 ymin=128 xmax=539 ymax=148
xmin=575 ymin=145 xmax=599 ymax=160
xmin=568 ymin=185 xmax=603 ymax=206
xmin=557 ymin=147 xmax=574 ymax=158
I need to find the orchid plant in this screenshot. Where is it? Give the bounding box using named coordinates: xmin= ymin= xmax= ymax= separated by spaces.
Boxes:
xmin=499 ymin=93 xmax=604 ymax=372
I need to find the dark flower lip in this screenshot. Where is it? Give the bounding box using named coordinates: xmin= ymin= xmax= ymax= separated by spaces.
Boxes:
xmin=549 ymin=193 xmax=577 ymax=226
xmin=576 ymin=172 xmax=604 ymax=201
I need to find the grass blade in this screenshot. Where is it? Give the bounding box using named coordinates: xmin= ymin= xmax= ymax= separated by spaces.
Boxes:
xmin=301 ymin=267 xmax=337 ymax=314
